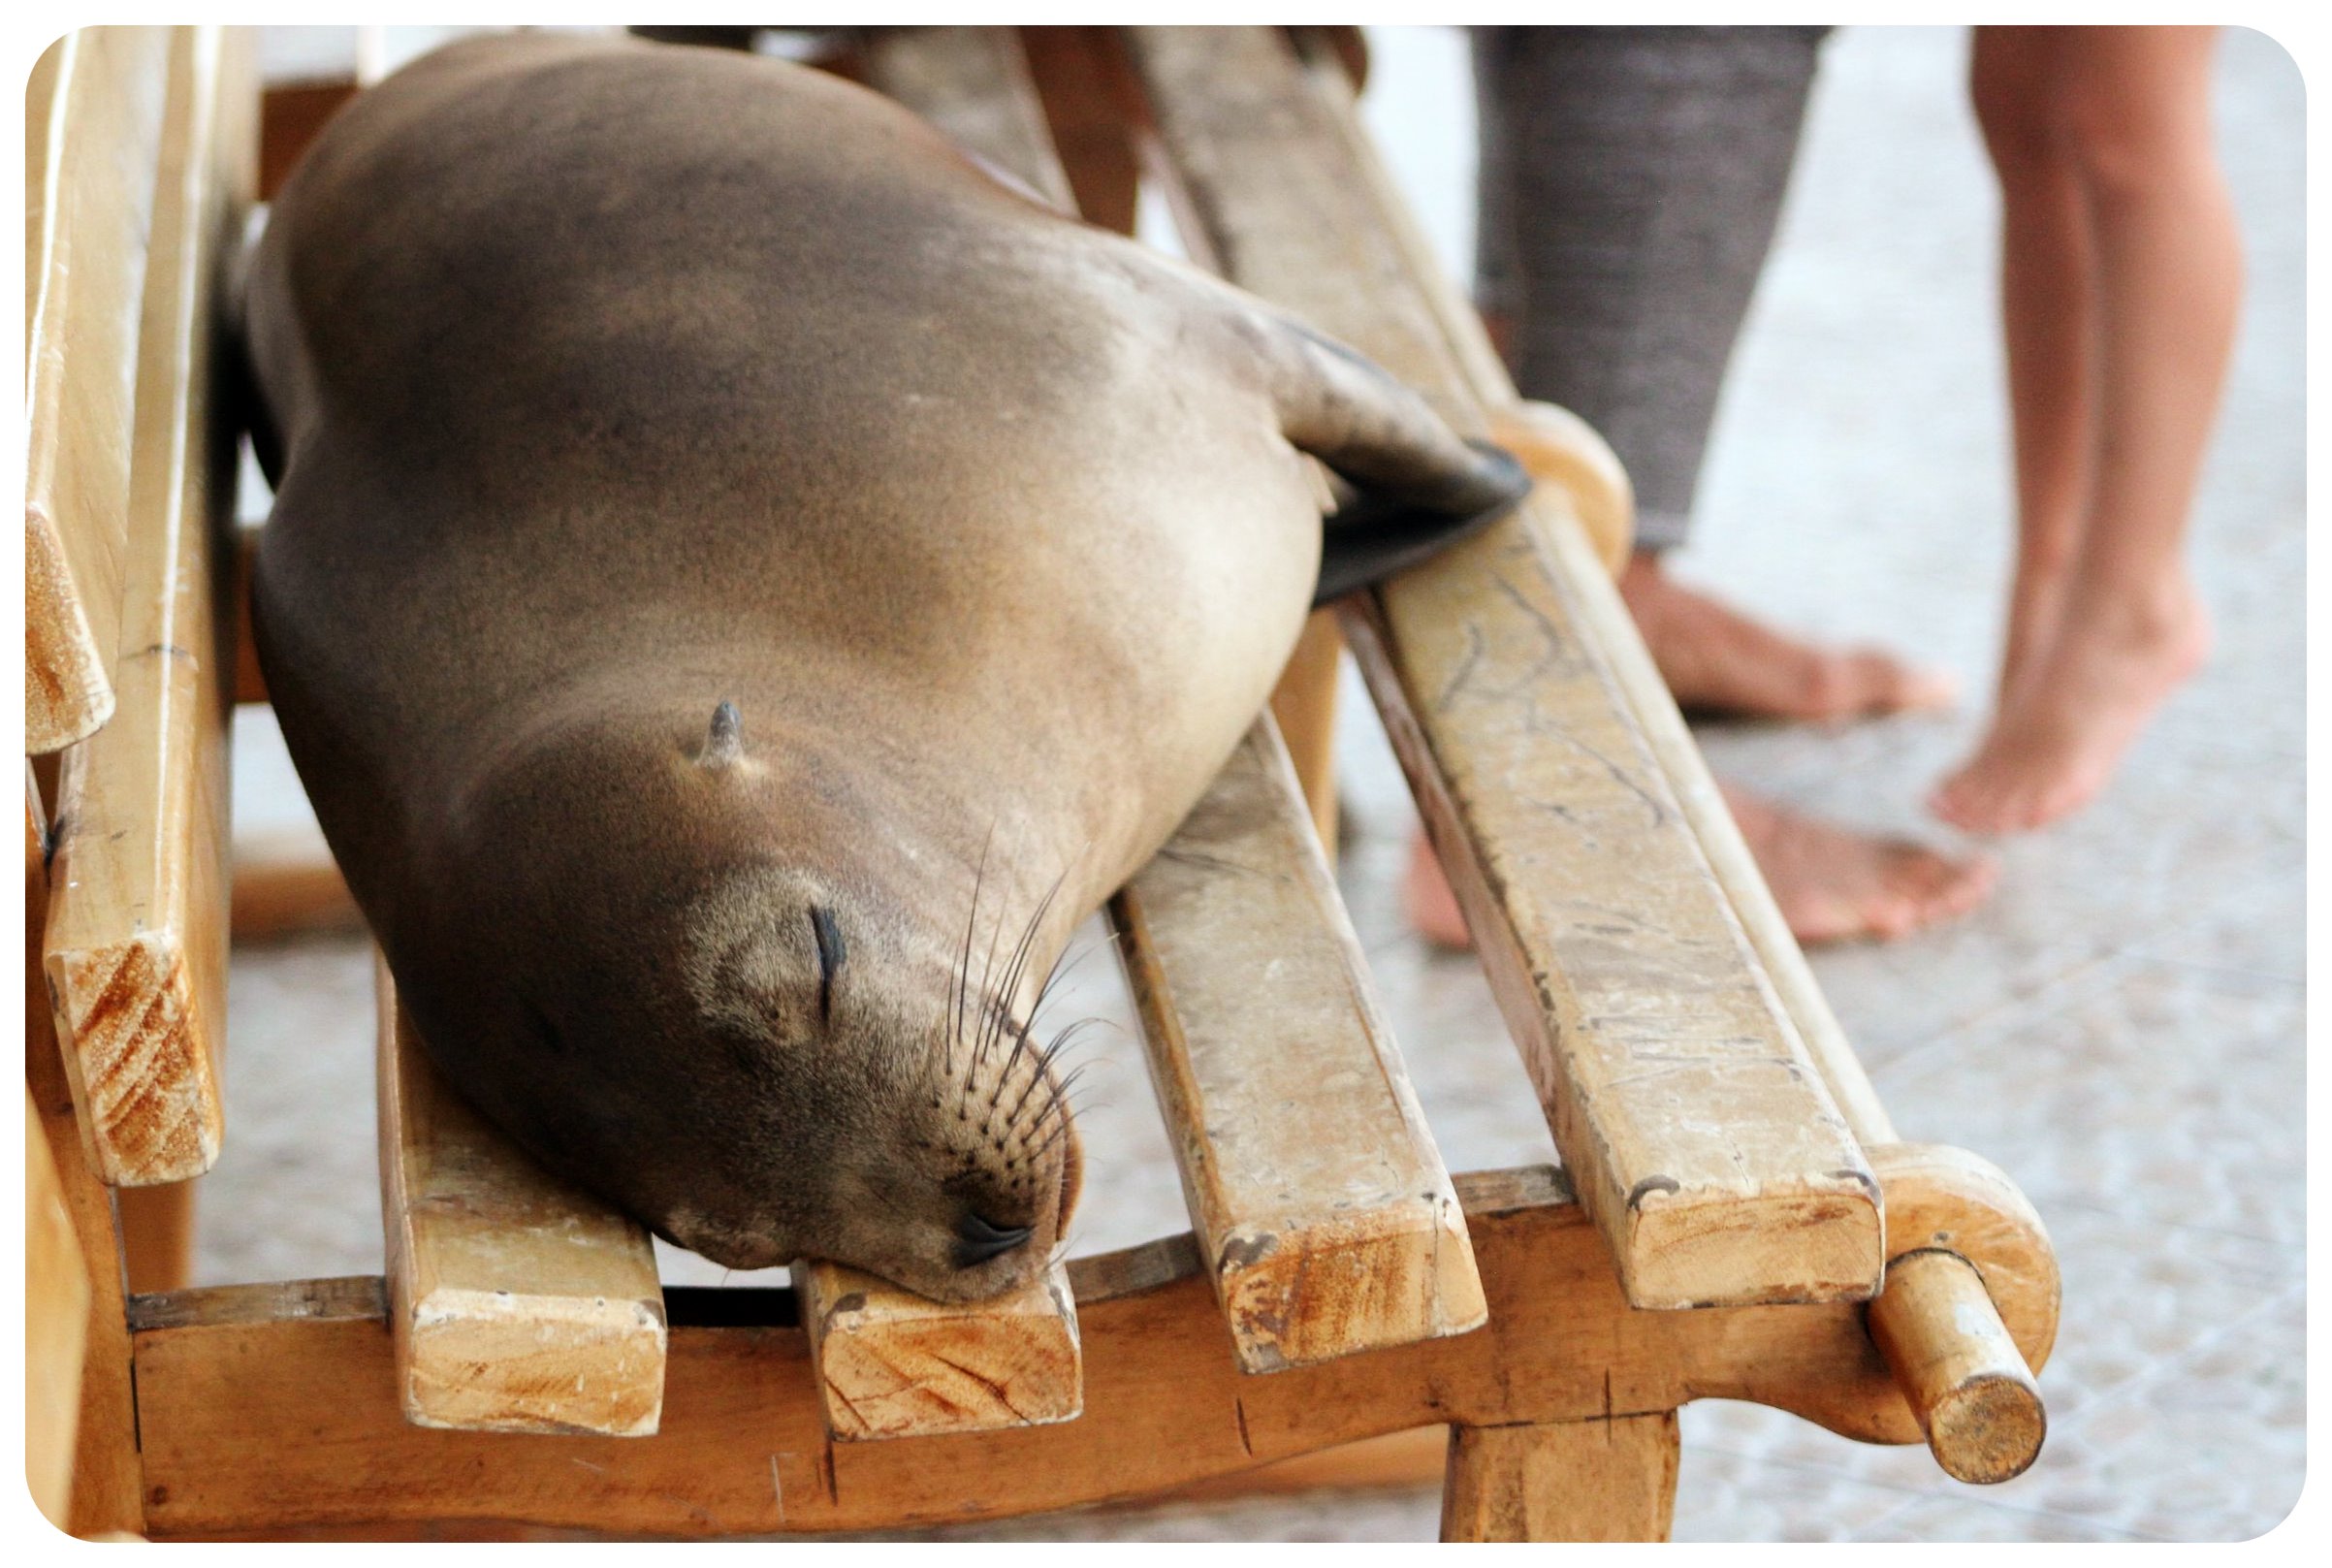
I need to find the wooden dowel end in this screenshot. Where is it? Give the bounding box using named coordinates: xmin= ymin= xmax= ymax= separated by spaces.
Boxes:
xmin=1868 ymin=1249 xmax=2045 ymax=1485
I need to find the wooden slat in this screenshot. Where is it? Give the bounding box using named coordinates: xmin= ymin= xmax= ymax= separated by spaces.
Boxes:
xmin=27 ymin=1085 xmax=93 ymax=1529
xmin=43 ymin=27 xmax=252 ymax=1188
xmin=1270 ymin=35 xmax=2053 ymax=1472
xmin=127 ymin=1158 xmax=2053 ymax=1538
xmin=869 ymin=22 xmax=1486 ymax=1377
xmin=229 ymin=828 xmax=362 ymax=941
xmin=25 ymin=780 xmax=145 ymax=1536
xmin=1124 ymin=25 xmax=1882 ymax=1312
xmin=375 ymin=958 xmax=666 ymax=1437
xmin=1286 ymin=31 xmax=1899 ymax=1150
xmin=1111 ymin=720 xmax=1484 ymax=1371
xmin=859 ymin=25 xmax=1075 ymax=209
xmin=1266 ymin=609 xmax=1345 ymax=848
xmin=25 ymin=26 xmax=173 ymax=753
xmin=795 ymin=1258 xmax=1083 ymax=1441
xmin=722 ymin=27 xmax=1097 ymax=1447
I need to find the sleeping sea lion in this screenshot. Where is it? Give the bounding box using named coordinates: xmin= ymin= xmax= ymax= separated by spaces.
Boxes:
xmin=241 ymin=32 xmax=1526 ymax=1300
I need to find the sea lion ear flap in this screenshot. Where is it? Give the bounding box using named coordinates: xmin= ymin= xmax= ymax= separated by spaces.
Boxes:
xmin=700 ymin=700 xmax=745 ymax=768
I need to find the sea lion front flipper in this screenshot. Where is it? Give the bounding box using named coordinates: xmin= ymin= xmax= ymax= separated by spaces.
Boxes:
xmin=1247 ymin=312 xmax=1532 ymax=604
xmin=1309 ymin=437 xmax=1531 ymax=606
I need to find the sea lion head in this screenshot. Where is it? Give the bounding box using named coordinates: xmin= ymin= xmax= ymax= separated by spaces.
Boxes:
xmin=408 ymin=699 xmax=1085 ymax=1303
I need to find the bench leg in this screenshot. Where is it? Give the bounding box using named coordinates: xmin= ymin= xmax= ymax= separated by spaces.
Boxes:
xmin=1268 ymin=609 xmax=1344 ymax=852
xmin=1019 ymin=26 xmax=1141 ymax=236
xmin=117 ymin=1181 xmax=197 ymax=1295
xmin=26 ymin=792 xmax=145 ymax=1536
xmin=1440 ymin=1412 xmax=1680 ymax=1543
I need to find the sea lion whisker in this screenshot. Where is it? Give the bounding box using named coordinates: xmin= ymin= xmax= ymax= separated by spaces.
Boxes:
xmin=947 ymin=827 xmax=997 ymax=1074
xmin=1002 ymin=1016 xmax=1102 ymax=1128
xmin=1035 ymin=1017 xmax=1108 ymax=1075
xmin=1025 ymin=934 xmax=1116 ymax=1035
xmin=980 ymin=873 xmax=1064 ymax=1081
xmin=1038 ymin=1062 xmax=1094 ymax=1122
xmin=970 ymin=847 xmax=1017 ymax=1076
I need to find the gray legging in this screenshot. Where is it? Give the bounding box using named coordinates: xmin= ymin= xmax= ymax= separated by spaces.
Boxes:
xmin=1473 ymin=26 xmax=1828 ymax=552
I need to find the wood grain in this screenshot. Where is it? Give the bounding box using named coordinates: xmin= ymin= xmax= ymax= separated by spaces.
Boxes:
xmin=42 ymin=27 xmax=253 ymax=1187
xmin=129 ymin=1159 xmax=2049 ymax=1537
xmin=1869 ymin=1249 xmax=2046 ymax=1485
xmin=375 ymin=959 xmax=667 ymax=1437
xmin=1441 ymin=1413 xmax=1679 ymax=1542
xmin=1861 ymin=1141 xmax=2057 ymax=1484
xmin=27 ymin=1085 xmax=93 ymax=1529
xmin=1111 ymin=720 xmax=1485 ymax=1371
xmin=796 ymin=1258 xmax=1083 ymax=1441
xmin=25 ymin=27 xmax=173 ymax=752
xmin=1123 ymin=23 xmax=1881 ymax=1312
xmin=25 ymin=784 xmax=145 ymax=1536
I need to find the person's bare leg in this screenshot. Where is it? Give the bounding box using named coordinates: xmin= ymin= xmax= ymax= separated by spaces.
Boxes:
xmin=1969 ymin=27 xmax=2101 ymax=698
xmin=1935 ymin=27 xmax=2236 ymax=833
xmin=1403 ymin=786 xmax=1995 ymax=950
xmin=1619 ymin=551 xmax=1956 ymax=722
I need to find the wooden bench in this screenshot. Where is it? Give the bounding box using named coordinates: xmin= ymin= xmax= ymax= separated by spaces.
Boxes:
xmin=26 ymin=24 xmax=2058 ymax=1541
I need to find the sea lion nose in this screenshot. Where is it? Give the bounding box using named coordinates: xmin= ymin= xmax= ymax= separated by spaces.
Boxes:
xmin=954 ymin=1210 xmax=1034 ymax=1267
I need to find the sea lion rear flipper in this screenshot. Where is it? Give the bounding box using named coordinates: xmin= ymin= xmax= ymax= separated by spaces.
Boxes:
xmin=1254 ymin=314 xmax=1533 ymax=605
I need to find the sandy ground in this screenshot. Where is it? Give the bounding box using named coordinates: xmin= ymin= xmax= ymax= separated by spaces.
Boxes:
xmin=205 ymin=24 xmax=2303 ymax=1542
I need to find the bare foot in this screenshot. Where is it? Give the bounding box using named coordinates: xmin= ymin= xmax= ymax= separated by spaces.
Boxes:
xmin=1999 ymin=556 xmax=2074 ymax=700
xmin=1404 ymin=789 xmax=1994 ymax=951
xmin=1403 ymin=832 xmax=1472 ymax=949
xmin=1723 ymin=785 xmax=1997 ymax=944
xmin=1620 ymin=554 xmax=1957 ymax=723
xmin=1931 ymin=578 xmax=2210 ymax=834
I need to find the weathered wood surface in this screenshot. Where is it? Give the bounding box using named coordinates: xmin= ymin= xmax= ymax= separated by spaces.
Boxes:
xmin=375 ymin=958 xmax=667 ymax=1437
xmin=1485 ymin=400 xmax=1633 ymax=577
xmin=1862 ymin=1141 xmax=2057 ymax=1483
xmin=1869 ymin=1249 xmax=2046 ymax=1485
xmin=1299 ymin=27 xmax=2054 ymax=1466
xmin=796 ymin=1258 xmax=1084 ymax=1441
xmin=1124 ymin=24 xmax=1881 ymax=1312
xmin=42 ymin=27 xmax=253 ymax=1188
xmin=1441 ymin=1413 xmax=1680 ymax=1543
xmin=26 ymin=784 xmax=145 ymax=1537
xmin=1283 ymin=25 xmax=1899 ymax=1153
xmin=129 ymin=1162 xmax=2051 ymax=1537
xmin=1111 ymin=720 xmax=1485 ymax=1371
xmin=25 ymin=26 xmax=173 ymax=753
xmin=27 ymin=1085 xmax=94 ymax=1529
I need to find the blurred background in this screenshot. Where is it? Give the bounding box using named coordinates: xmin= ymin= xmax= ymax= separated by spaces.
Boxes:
xmin=212 ymin=24 xmax=2303 ymax=1542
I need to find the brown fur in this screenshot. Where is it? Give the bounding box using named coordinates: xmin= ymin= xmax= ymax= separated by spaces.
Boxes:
xmin=242 ymin=33 xmax=1517 ymax=1299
